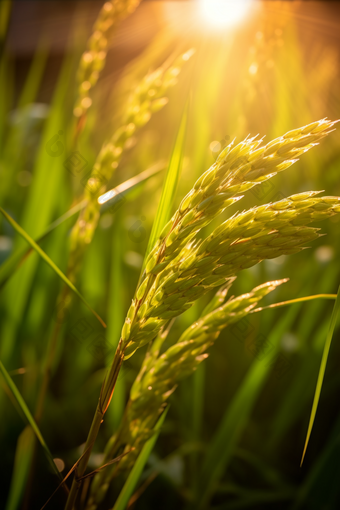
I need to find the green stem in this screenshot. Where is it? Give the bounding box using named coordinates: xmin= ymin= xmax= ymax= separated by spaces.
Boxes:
xmin=64 ymin=339 xmax=125 ymax=510
xmin=64 ymin=405 xmax=104 ymax=510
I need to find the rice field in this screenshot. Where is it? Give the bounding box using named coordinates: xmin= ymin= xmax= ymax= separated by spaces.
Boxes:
xmin=1 ymin=1 xmax=340 ymax=509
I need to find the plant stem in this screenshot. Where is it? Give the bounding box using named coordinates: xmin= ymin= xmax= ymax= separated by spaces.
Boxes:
xmin=64 ymin=339 xmax=124 ymax=510
xmin=64 ymin=406 xmax=104 ymax=510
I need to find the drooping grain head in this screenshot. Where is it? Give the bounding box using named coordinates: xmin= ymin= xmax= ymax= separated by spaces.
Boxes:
xmin=74 ymin=0 xmax=142 ymax=119
xmin=121 ymin=120 xmax=339 ymax=359
xmin=68 ymin=49 xmax=195 ymax=278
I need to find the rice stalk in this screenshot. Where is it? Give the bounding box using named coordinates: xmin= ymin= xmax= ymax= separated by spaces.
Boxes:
xmin=64 ymin=119 xmax=340 ymax=510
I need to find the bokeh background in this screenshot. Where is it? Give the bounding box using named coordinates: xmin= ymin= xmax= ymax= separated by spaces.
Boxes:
xmin=1 ymin=1 xmax=340 ymax=509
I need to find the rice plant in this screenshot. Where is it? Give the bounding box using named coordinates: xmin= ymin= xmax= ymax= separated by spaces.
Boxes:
xmin=1 ymin=2 xmax=340 ymax=510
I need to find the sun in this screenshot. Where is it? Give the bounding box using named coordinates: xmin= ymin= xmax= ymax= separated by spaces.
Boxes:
xmin=199 ymin=0 xmax=251 ymax=28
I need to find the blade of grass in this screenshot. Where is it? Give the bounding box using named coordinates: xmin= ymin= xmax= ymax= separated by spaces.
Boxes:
xmin=300 ymin=283 xmax=340 ymax=466
xmin=293 ymin=412 xmax=340 ymax=510
xmin=112 ymin=407 xmax=169 ymax=510
xmin=0 ymin=359 xmax=62 ymax=481
xmin=0 ymin=207 xmax=106 ymax=327
xmin=142 ymin=101 xmax=189 ymax=272
xmin=5 ymin=426 xmax=35 ymax=510
xmin=252 ymin=294 xmax=337 ymax=313
xmin=105 ymin=210 xmax=126 ymax=431
xmin=191 ymin=363 xmax=205 ymax=493
xmin=0 ymin=35 xmax=50 ymax=205
xmin=266 ymin=265 xmax=340 ymax=452
xmin=98 ymin=160 xmax=165 ymax=210
xmin=0 ymin=200 xmax=86 ymax=290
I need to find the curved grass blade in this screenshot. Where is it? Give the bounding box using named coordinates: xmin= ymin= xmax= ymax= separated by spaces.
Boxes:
xmin=105 ymin=209 xmax=126 ymax=431
xmin=0 ymin=200 xmax=87 ymax=291
xmin=292 ymin=413 xmax=340 ymax=509
xmin=0 ymin=359 xmax=62 ymax=481
xmin=5 ymin=426 xmax=35 ymax=510
xmin=265 ymin=266 xmax=340 ymax=453
xmin=252 ymin=294 xmax=337 ymax=313
xmin=112 ymin=407 xmax=169 ymax=510
xmin=300 ymin=284 xmax=340 ymax=466
xmin=0 ymin=207 xmax=106 ymax=327
xmin=142 ymin=100 xmax=189 ymax=271
xmin=98 ymin=160 xmax=165 ymax=211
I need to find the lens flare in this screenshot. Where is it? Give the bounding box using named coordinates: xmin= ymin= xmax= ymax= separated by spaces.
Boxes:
xmin=200 ymin=0 xmax=251 ymax=28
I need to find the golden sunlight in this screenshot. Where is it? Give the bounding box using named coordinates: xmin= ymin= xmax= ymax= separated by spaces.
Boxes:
xmin=199 ymin=0 xmax=252 ymax=28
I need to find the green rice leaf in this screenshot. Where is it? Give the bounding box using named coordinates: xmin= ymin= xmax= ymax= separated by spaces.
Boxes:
xmin=0 ymin=200 xmax=86 ymax=291
xmin=98 ymin=160 xmax=165 ymax=212
xmin=0 ymin=359 xmax=62 ymax=482
xmin=105 ymin=209 xmax=126 ymax=430
xmin=0 ymin=207 xmax=106 ymax=327
xmin=252 ymin=293 xmax=337 ymax=313
xmin=112 ymin=407 xmax=169 ymax=510
xmin=300 ymin=284 xmax=340 ymax=466
xmin=143 ymin=101 xmax=189 ymax=270
xmin=5 ymin=426 xmax=35 ymax=510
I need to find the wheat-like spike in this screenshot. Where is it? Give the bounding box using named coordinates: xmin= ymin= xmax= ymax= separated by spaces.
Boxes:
xmin=141 ymin=118 xmax=337 ymax=275
xmin=122 ymin=192 xmax=340 ymax=358
xmin=68 ymin=49 xmax=194 ymax=280
xmin=74 ymin=0 xmax=141 ymax=119
xmin=86 ymin=278 xmax=286 ymax=509
xmin=132 ymin=280 xmax=288 ymax=400
xmin=121 ymin=119 xmax=338 ymax=355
